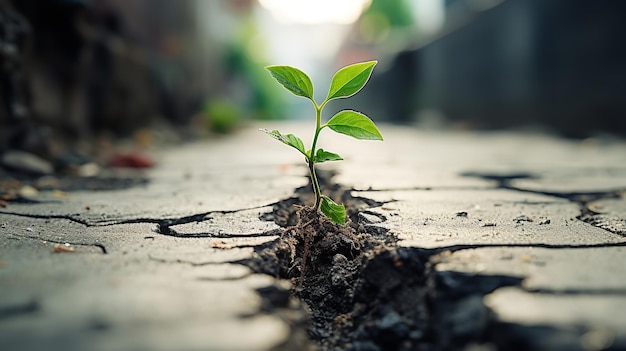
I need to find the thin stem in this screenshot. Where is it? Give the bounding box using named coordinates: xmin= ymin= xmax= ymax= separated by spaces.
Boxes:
xmin=309 ymin=102 xmax=324 ymax=209
xmin=309 ymin=161 xmax=321 ymax=209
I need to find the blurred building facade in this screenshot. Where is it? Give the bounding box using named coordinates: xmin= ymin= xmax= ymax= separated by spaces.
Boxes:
xmin=2 ymin=0 xmax=625 ymax=156
xmin=0 ymin=0 xmax=283 ymax=159
xmin=370 ymin=0 xmax=626 ymax=137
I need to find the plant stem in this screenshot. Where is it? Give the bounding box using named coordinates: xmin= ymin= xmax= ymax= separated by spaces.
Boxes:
xmin=309 ymin=161 xmax=321 ymax=209
xmin=309 ymin=102 xmax=324 ymax=209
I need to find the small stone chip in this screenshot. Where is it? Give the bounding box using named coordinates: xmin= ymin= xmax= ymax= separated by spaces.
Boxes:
xmin=358 ymin=212 xmax=383 ymax=224
xmin=514 ymin=215 xmax=533 ymax=223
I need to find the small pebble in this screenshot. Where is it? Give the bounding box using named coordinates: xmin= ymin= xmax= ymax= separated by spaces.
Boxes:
xmin=19 ymin=185 xmax=39 ymax=198
xmin=0 ymin=150 xmax=53 ymax=176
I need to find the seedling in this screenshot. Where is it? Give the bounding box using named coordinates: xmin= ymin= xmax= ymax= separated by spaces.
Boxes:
xmin=261 ymin=61 xmax=382 ymax=225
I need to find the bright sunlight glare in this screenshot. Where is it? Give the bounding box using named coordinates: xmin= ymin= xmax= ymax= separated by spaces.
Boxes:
xmin=258 ymin=0 xmax=372 ymax=24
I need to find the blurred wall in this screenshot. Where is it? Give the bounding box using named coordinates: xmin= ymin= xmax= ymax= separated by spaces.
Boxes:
xmin=10 ymin=0 xmax=162 ymax=139
xmin=371 ymin=0 xmax=626 ymax=137
xmin=1 ymin=0 xmax=284 ymax=156
xmin=1 ymin=0 xmax=237 ymax=155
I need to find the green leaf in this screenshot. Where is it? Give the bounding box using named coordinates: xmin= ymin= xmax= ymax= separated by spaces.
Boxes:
xmin=326 ymin=60 xmax=377 ymax=101
xmin=314 ymin=149 xmax=343 ymax=163
xmin=320 ymin=196 xmax=346 ymax=225
xmin=260 ymin=129 xmax=307 ymax=156
xmin=326 ymin=110 xmax=383 ymax=141
xmin=265 ymin=65 xmax=314 ymax=100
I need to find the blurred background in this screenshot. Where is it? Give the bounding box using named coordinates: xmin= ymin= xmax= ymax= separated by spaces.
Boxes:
xmin=1 ymin=0 xmax=625 ymax=176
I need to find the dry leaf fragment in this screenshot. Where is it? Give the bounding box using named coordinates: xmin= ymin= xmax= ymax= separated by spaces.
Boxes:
xmin=53 ymin=243 xmax=75 ymax=253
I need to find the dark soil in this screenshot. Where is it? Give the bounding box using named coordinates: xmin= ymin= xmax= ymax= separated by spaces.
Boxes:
xmin=248 ymin=204 xmax=430 ymax=350
xmin=246 ymin=176 xmax=435 ymax=350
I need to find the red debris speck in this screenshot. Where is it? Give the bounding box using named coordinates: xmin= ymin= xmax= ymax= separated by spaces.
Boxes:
xmin=110 ymin=152 xmax=154 ymax=168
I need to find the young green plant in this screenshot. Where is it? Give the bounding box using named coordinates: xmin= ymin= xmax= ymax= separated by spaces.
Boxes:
xmin=261 ymin=61 xmax=383 ymax=225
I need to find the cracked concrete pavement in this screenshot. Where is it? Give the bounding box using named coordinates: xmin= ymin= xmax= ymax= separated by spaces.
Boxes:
xmin=1 ymin=122 xmax=626 ymax=350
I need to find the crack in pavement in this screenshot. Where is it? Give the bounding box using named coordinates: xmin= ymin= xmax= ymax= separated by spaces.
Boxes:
xmin=0 ymin=202 xmax=276 ymax=233
xmin=2 ymin=168 xmax=624 ymax=349
xmin=0 ymin=300 xmax=40 ymax=320
xmin=523 ymin=287 xmax=626 ymax=296
xmin=418 ymin=241 xmax=626 ymax=255
xmin=0 ymin=211 xmax=91 ymax=226
xmin=195 ymin=275 xmax=253 ymax=282
xmin=245 ymin=170 xmax=626 ymax=350
xmin=147 ymin=255 xmax=220 ymax=266
xmin=10 ymin=233 xmax=108 ymax=254
xmin=461 ymin=172 xmax=626 ymax=237
xmin=578 ymin=214 xmax=626 ymax=236
xmin=147 ymin=254 xmax=249 ymax=266
xmin=148 ymin=229 xmax=282 ymax=239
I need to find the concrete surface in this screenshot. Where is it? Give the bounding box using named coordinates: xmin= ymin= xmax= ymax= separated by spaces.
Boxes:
xmin=1 ymin=122 xmax=625 ymax=350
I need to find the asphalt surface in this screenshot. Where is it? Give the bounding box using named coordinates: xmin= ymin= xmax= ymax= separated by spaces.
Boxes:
xmin=1 ymin=122 xmax=625 ymax=350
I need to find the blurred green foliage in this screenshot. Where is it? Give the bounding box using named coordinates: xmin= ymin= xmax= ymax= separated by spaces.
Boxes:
xmin=203 ymin=99 xmax=239 ymax=134
xmin=223 ymin=16 xmax=286 ymax=121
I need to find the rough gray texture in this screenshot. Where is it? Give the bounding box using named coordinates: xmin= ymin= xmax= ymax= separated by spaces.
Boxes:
xmin=1 ymin=122 xmax=626 ymax=350
xmin=335 ymin=125 xmax=626 ymax=350
xmin=0 ymin=127 xmax=303 ymax=351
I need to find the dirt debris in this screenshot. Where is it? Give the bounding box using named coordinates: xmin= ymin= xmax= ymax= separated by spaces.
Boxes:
xmin=248 ymin=204 xmax=414 ymax=350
